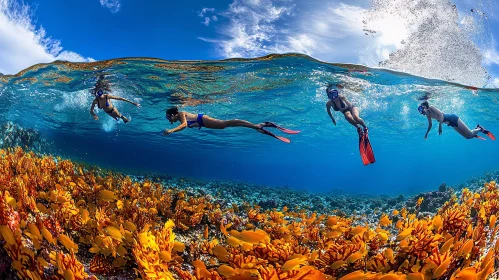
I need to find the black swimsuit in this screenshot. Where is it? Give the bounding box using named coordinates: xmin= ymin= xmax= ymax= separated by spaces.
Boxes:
xmin=332 ymin=99 xmax=352 ymax=113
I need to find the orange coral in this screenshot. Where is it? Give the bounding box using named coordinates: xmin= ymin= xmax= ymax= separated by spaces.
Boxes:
xmin=0 ymin=147 xmax=498 ymax=280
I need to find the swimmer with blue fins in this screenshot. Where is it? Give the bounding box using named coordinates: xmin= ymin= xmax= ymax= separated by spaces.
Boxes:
xmin=163 ymin=107 xmax=299 ymax=143
xmin=418 ymin=101 xmax=495 ymax=140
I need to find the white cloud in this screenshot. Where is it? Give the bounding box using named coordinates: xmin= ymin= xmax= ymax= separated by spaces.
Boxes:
xmin=99 ymin=0 xmax=120 ymax=13
xmin=198 ymin=7 xmax=216 ymax=26
xmin=202 ymin=17 xmax=211 ymax=26
xmin=483 ymin=48 xmax=499 ymax=65
xmin=198 ymin=8 xmax=215 ymax=17
xmin=0 ymin=0 xmax=93 ymax=74
xmin=200 ymin=0 xmax=490 ymax=86
xmin=199 ymin=0 xmax=294 ymax=57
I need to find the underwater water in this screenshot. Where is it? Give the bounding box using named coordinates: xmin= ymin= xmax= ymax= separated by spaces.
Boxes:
xmin=0 ymin=54 xmax=498 ymax=195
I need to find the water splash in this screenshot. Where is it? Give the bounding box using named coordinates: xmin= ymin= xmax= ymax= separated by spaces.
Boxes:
xmin=363 ymin=0 xmax=489 ymax=86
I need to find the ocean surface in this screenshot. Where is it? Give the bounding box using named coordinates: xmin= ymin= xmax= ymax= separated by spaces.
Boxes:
xmin=0 ymin=54 xmax=498 ymax=195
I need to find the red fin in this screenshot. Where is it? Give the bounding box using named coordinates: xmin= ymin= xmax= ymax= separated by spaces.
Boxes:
xmin=258 ymin=128 xmax=291 ymax=143
xmin=486 ymin=131 xmax=496 ymax=140
xmin=359 ymin=133 xmax=369 ymax=165
xmin=364 ymin=135 xmax=376 ymax=164
xmin=264 ymin=122 xmax=300 ymax=134
xmin=276 ymin=136 xmax=291 ymax=143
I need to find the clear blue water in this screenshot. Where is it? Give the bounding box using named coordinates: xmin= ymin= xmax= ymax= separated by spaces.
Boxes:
xmin=1 ymin=54 xmax=498 ymax=195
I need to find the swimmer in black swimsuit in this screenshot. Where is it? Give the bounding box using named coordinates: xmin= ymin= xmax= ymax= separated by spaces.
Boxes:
xmin=89 ymin=77 xmax=140 ymax=123
xmin=326 ymin=84 xmax=367 ymax=133
xmin=418 ymin=101 xmax=495 ymax=140
xmin=163 ymin=107 xmax=300 ymax=143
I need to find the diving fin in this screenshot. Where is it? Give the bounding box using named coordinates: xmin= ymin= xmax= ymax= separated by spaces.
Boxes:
xmin=358 ymin=128 xmax=370 ymax=165
xmin=476 ymin=124 xmax=496 ymax=140
xmin=363 ymin=128 xmax=376 ymax=164
xmin=262 ymin=122 xmax=301 ymax=134
xmin=258 ymin=128 xmax=291 ymax=143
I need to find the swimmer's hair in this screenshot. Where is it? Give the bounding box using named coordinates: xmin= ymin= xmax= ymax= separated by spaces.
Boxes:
xmin=421 ymin=101 xmax=429 ymax=108
xmin=166 ymin=107 xmax=179 ymax=116
xmin=418 ymin=92 xmax=432 ymax=101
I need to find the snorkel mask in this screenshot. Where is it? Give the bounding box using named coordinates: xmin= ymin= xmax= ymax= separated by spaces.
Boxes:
xmin=418 ymin=105 xmax=425 ymax=115
xmin=326 ymin=87 xmax=339 ymax=100
xmin=166 ymin=113 xmax=173 ymax=122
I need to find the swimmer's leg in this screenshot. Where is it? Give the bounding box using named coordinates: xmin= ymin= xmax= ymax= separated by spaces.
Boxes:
xmin=351 ymin=107 xmax=367 ymax=129
xmin=453 ymin=119 xmax=480 ymax=139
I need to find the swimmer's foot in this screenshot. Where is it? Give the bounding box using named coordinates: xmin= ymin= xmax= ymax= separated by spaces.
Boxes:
xmin=476 ymin=124 xmax=496 ymax=140
xmin=261 ymin=122 xmax=300 ymax=134
xmin=122 ymin=116 xmax=130 ymax=124
xmin=357 ymin=126 xmax=363 ymax=137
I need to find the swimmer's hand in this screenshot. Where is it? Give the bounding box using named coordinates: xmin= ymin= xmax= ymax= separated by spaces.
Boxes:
xmin=93 ymin=115 xmax=99 ymax=120
xmin=424 ymin=133 xmax=428 ymax=140
xmin=163 ymin=129 xmax=172 ymax=136
xmin=134 ymin=103 xmax=141 ymax=108
xmin=438 ymin=127 xmax=442 ymax=135
xmin=332 ymin=119 xmax=336 ymax=125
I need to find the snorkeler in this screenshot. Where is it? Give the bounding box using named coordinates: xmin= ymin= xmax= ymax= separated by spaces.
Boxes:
xmin=418 ymin=101 xmax=495 ymax=140
xmin=325 ymin=84 xmax=375 ymax=165
xmin=163 ymin=107 xmax=300 ymax=143
xmin=89 ymin=78 xmax=140 ymax=123
xmin=326 ymin=84 xmax=367 ymax=130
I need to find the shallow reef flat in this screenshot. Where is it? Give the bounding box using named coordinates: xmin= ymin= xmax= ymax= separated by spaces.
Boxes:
xmin=0 ymin=147 xmax=498 ymax=279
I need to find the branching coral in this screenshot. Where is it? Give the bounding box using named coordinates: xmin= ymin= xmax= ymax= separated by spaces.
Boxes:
xmin=0 ymin=147 xmax=498 ymax=280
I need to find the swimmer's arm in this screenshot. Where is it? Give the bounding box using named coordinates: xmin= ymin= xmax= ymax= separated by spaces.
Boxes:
xmin=108 ymin=95 xmax=140 ymax=107
xmin=424 ymin=115 xmax=432 ymax=139
xmin=90 ymin=100 xmax=98 ymax=120
xmin=438 ymin=121 xmax=443 ymax=135
xmin=164 ymin=113 xmax=187 ymax=135
xmin=326 ymin=101 xmax=336 ymax=125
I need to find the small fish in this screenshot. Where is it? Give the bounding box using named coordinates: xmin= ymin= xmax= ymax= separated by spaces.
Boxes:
xmin=104 ymin=226 xmax=123 ymax=241
xmin=0 ymin=225 xmax=15 ymax=245
xmin=379 ymin=215 xmax=392 ymax=227
xmin=58 ymin=234 xmax=78 ymax=252
xmin=227 ymin=236 xmax=241 ymax=247
xmin=159 ymin=251 xmax=171 ymax=261
xmin=237 ymin=229 xmax=270 ymax=244
xmin=213 ymin=245 xmax=229 ymax=262
xmin=218 ymin=265 xmax=236 ymax=277
xmin=192 ymin=259 xmax=206 ymax=270
xmin=346 ymin=252 xmax=363 ymax=263
xmin=432 ymin=257 xmax=451 ymax=278
xmin=440 ymin=238 xmax=454 ymax=253
xmin=98 ymin=190 xmax=115 ymax=202
xmin=173 ymin=241 xmax=185 ymax=252
xmin=456 ymin=239 xmax=473 ymax=258
xmin=282 ymin=255 xmax=307 ymax=271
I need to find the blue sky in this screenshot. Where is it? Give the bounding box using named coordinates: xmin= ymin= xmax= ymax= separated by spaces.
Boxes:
xmin=1 ymin=0 xmax=499 ymax=87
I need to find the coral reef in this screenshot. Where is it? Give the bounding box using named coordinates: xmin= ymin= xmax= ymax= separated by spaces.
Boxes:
xmin=0 ymin=147 xmax=498 ymax=279
xmin=0 ymin=122 xmax=54 ymax=154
